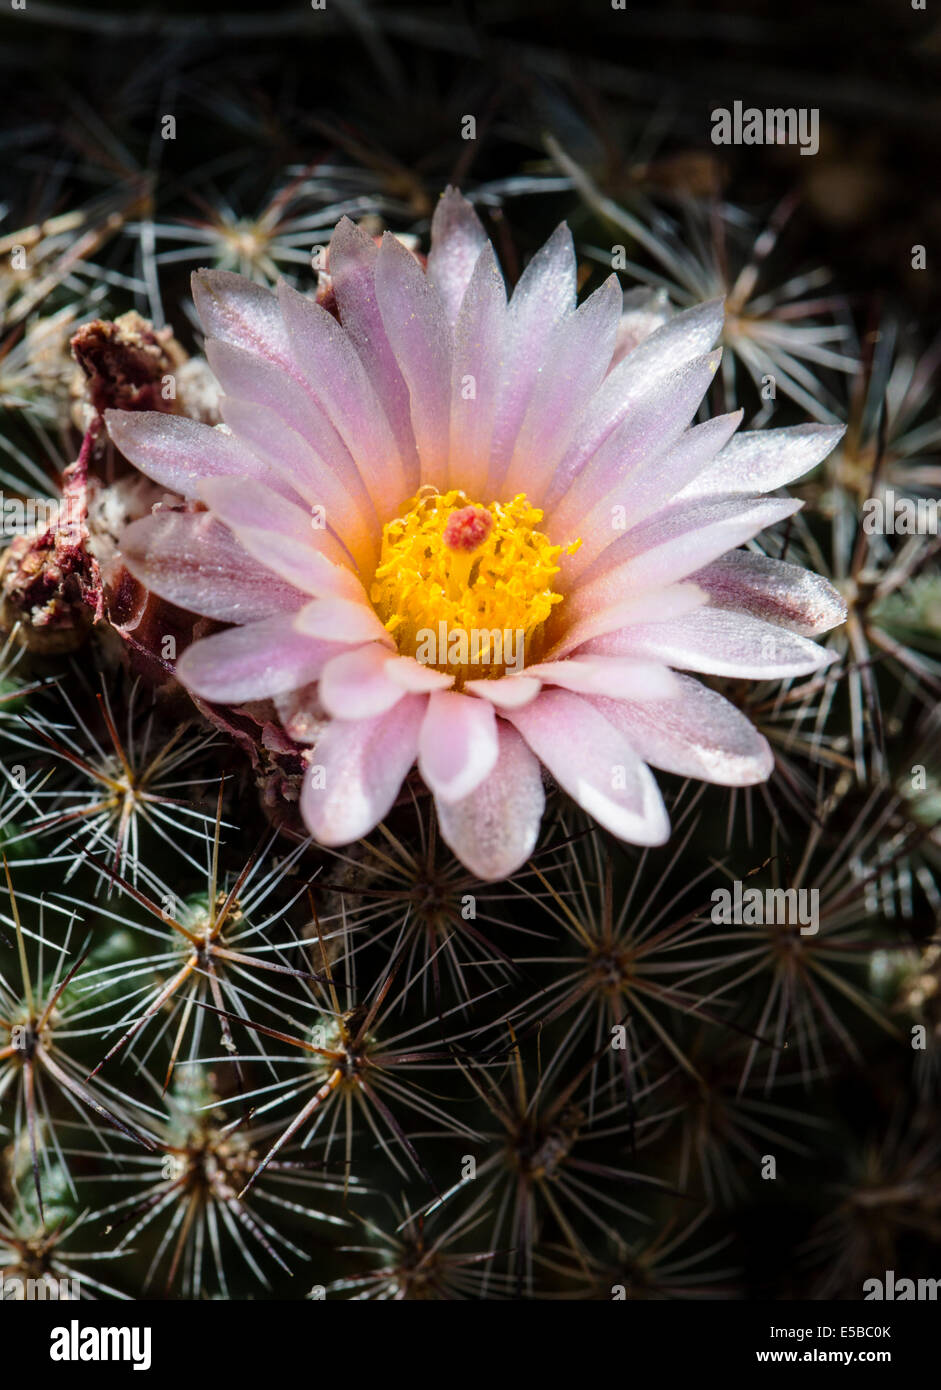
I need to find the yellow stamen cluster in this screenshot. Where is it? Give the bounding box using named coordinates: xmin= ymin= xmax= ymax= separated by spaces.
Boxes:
xmin=370 ymin=487 xmax=579 ymax=683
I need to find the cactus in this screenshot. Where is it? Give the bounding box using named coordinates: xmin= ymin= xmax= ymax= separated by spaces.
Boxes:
xmin=0 ymin=1 xmax=937 ymax=1311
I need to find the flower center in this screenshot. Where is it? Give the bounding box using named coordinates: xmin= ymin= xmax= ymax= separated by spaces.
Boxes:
xmin=371 ymin=487 xmax=578 ymax=684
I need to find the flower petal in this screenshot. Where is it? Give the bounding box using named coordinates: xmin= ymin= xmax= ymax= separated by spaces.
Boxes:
xmin=426 ymin=186 xmax=489 ymax=326
xmin=448 ymin=242 xmax=506 ymax=497
xmin=464 ymin=675 xmax=542 ymax=709
xmin=547 ymin=349 xmax=723 ymax=550
xmin=506 ymin=689 xmax=670 ymax=845
xmin=610 ymin=287 xmax=673 ymax=368
xmin=565 ymin=496 xmax=803 ymax=617
xmin=418 ymin=690 xmax=499 ymax=804
xmin=317 ymin=647 xmax=452 ymax=722
xmin=318 ymin=644 xmax=407 ymax=721
xmin=435 ymin=722 xmax=545 ymax=881
xmin=192 ymin=270 xmax=289 ymax=367
xmin=328 ymin=216 xmax=420 ymax=484
xmin=177 ymin=616 xmax=337 ymax=703
xmin=545 ymin=299 xmax=725 ymax=509
xmin=678 ymin=422 xmax=845 ymax=499
xmin=197 ymin=475 xmax=358 ymax=582
xmin=501 ymin=275 xmax=622 ymax=501
xmin=691 ymin=550 xmax=848 ymax=635
xmin=276 ymin=280 xmax=411 ymax=517
xmin=487 ymin=222 xmax=577 ymax=482
xmin=560 ymin=409 xmax=742 ymax=578
xmin=548 ymin=582 xmax=707 ymax=661
xmin=294 ymin=596 xmax=393 ymax=646
xmin=119 ymin=509 xmax=307 ymax=622
xmin=374 ymin=231 xmax=453 ymax=491
xmin=586 ymin=677 xmax=774 ymax=786
xmin=206 ymin=339 xmax=369 ymax=509
xmin=301 ymin=695 xmax=427 ymax=845
xmin=384 ymin=657 xmax=455 ymax=693
xmin=105 ymin=410 xmax=287 ymax=500
xmin=522 ymin=657 xmax=681 ymax=700
xmin=219 ymin=395 xmax=378 ymax=571
xmin=587 ymin=606 xmax=838 ymax=678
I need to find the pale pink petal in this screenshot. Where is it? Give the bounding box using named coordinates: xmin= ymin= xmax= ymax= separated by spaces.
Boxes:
xmin=119 ymin=510 xmax=307 ymax=622
xmin=506 ymin=689 xmax=670 ymax=845
xmin=606 ymin=410 xmax=742 ymax=533
xmin=586 ymin=677 xmax=774 ymax=786
xmin=318 ymin=644 xmax=408 ymax=721
xmin=487 ymin=223 xmax=577 ymax=482
xmin=501 ymin=276 xmax=622 ymax=502
xmin=105 ymin=410 xmax=289 ymax=501
xmin=197 ymin=476 xmax=357 ymax=581
xmin=691 ymin=551 xmax=848 ymax=635
xmin=609 ymin=287 xmax=672 ymax=368
xmin=678 ymin=423 xmax=845 ymax=500
xmin=426 ymin=187 xmax=489 ymax=326
xmin=547 ymin=582 xmax=707 ymax=661
xmin=327 ymin=217 xmax=420 ymax=481
xmin=294 ymin=597 xmax=393 ymax=646
xmin=195 ymin=264 xmax=418 ymax=515
xmin=448 ymin=242 xmax=506 ymax=497
xmin=374 ymin=231 xmax=452 ymax=491
xmin=615 ymin=298 xmax=724 ymax=388
xmin=206 ymin=339 xmax=368 ymax=503
xmin=177 ymin=617 xmax=337 ymax=703
xmin=564 ymin=496 xmax=803 ymax=619
xmin=317 ymin=648 xmax=451 ymax=722
xmin=560 ymin=409 xmax=742 ymax=578
xmin=276 ymin=280 xmax=410 ymax=517
xmin=545 ymin=299 xmax=725 ymax=509
xmin=417 ymin=690 xmax=499 ymax=804
xmin=219 ymin=396 xmax=378 ymax=571
xmin=586 ymin=607 xmax=838 ymax=678
xmin=192 ymin=270 xmax=290 ymax=367
xmin=547 ymin=349 xmax=723 ymax=547
xmin=384 ymin=657 xmax=455 ymax=693
xmin=464 ymin=675 xmax=542 ymax=709
xmin=300 ymin=695 xmax=427 ymax=845
xmin=522 ymin=657 xmax=680 ymax=700
xmin=435 ymin=722 xmax=545 ymax=881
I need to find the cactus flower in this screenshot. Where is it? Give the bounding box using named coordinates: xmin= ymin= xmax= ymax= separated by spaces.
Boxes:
xmin=108 ymin=189 xmax=846 ymax=880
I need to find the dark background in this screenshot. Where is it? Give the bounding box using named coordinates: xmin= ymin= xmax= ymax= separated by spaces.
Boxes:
xmin=1 ymin=0 xmax=938 ymax=322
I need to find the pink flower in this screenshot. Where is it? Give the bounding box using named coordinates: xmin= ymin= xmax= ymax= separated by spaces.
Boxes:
xmin=108 ymin=189 xmax=846 ymax=881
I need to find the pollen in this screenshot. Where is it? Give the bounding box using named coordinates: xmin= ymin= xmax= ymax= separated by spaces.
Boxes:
xmin=370 ymin=487 xmax=579 ymax=684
